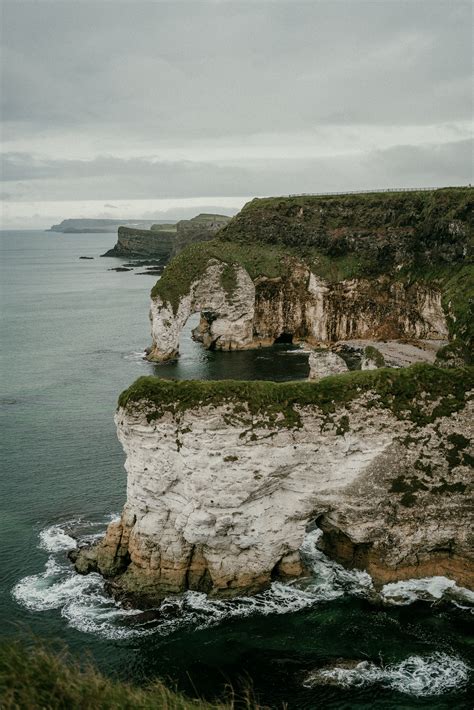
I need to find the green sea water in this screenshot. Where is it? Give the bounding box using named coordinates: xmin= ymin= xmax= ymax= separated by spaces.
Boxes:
xmin=1 ymin=230 xmax=472 ymax=709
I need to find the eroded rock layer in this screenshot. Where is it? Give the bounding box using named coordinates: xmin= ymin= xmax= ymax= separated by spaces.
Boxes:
xmin=148 ymin=261 xmax=449 ymax=361
xmin=73 ymin=366 xmax=474 ymax=605
xmin=147 ymin=188 xmax=472 ymax=361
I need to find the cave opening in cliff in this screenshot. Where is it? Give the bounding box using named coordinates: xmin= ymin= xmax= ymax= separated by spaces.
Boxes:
xmin=274 ymin=332 xmax=294 ymax=344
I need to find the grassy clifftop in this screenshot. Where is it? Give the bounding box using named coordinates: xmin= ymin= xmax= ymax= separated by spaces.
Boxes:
xmin=151 ymin=188 xmax=473 ymax=346
xmin=118 ymin=364 xmax=473 ymax=428
xmin=220 ymin=187 xmax=473 ymax=268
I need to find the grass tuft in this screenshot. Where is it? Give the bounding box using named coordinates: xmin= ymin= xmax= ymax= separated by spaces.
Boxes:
xmin=0 ymin=640 xmax=257 ymax=710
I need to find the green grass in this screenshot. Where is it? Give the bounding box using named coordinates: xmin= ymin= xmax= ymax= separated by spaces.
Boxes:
xmin=118 ymin=363 xmax=473 ymax=428
xmin=0 ymin=640 xmax=251 ymax=710
xmin=363 ymin=345 xmax=386 ymax=367
xmin=151 ymin=240 xmax=294 ymax=313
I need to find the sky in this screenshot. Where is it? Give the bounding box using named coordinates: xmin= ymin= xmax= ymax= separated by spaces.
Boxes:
xmin=0 ymin=0 xmax=472 ymax=228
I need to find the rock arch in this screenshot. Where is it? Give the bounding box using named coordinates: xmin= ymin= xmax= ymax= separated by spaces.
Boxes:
xmin=147 ymin=259 xmax=256 ymax=361
xmin=147 ymin=258 xmax=449 ymax=362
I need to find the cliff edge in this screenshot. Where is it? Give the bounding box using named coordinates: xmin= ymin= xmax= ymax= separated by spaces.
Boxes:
xmin=73 ymin=364 xmax=473 ymax=605
xmin=101 ymin=213 xmax=230 ymax=258
xmin=147 ymin=188 xmax=473 ymax=361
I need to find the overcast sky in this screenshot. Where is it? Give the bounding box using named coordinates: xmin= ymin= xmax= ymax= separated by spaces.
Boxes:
xmin=1 ymin=0 xmax=472 ymax=228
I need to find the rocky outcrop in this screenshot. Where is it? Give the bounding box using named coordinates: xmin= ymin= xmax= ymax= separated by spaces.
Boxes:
xmin=308 ymin=350 xmax=348 ymax=379
xmin=73 ymin=366 xmax=474 ymax=605
xmin=149 ymin=259 xmax=256 ymax=361
xmin=148 ymin=260 xmax=449 ymax=361
xmin=148 ymin=187 xmax=472 ymax=360
xmin=102 ymin=226 xmax=176 ymax=259
xmin=101 ymin=214 xmax=230 ymax=259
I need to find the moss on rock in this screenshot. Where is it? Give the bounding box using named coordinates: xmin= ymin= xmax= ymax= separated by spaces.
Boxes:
xmin=118 ymin=363 xmax=473 ymax=428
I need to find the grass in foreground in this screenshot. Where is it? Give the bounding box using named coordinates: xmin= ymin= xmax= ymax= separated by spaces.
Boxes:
xmin=0 ymin=640 xmax=259 ymax=710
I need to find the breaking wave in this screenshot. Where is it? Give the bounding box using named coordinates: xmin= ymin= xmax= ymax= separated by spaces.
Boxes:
xmin=123 ymin=350 xmax=147 ymax=362
xmin=12 ymin=522 xmax=474 ymax=646
xmin=303 ymin=652 xmax=470 ymax=697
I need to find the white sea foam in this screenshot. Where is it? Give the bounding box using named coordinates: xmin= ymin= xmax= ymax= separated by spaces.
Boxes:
xmin=12 ymin=519 xmax=474 ymax=641
xmin=303 ymin=653 xmax=470 ymax=697
xmin=39 ymin=524 xmax=78 ymax=552
xmin=123 ymin=350 xmax=147 ymax=362
xmin=12 ymin=558 xmax=99 ymax=612
xmin=301 ymin=529 xmax=374 ymax=600
xmin=381 ymin=576 xmax=474 ymax=607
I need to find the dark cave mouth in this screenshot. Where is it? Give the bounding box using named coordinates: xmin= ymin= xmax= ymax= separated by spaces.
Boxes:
xmin=274 ymin=332 xmax=294 ymax=344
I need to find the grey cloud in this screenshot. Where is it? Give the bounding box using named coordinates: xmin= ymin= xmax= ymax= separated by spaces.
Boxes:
xmin=2 ymin=139 xmax=471 ymax=202
xmin=0 ymin=0 xmax=472 ymax=214
xmin=1 ymin=1 xmax=472 ymax=137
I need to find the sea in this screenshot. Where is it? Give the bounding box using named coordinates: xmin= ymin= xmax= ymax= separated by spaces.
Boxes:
xmin=1 ymin=229 xmax=473 ymax=709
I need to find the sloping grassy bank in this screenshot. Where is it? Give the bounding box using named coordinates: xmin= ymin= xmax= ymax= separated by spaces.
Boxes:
xmin=151 ymin=188 xmax=473 ymax=350
xmin=0 ymin=641 xmax=245 ymax=710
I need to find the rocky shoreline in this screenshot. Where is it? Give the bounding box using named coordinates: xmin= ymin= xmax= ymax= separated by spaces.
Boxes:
xmin=72 ymin=365 xmax=473 ymax=606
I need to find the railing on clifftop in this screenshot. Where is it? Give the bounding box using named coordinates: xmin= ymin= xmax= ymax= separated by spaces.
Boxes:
xmin=286 ymin=185 xmax=471 ymax=197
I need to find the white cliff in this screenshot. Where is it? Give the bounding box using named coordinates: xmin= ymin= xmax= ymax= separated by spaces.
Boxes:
xmin=148 ymin=258 xmax=449 ymax=362
xmin=74 ymin=368 xmax=474 ymax=604
xmin=148 ymin=259 xmax=256 ymax=361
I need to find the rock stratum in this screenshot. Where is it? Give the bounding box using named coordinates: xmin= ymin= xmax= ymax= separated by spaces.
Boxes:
xmin=147 ymin=188 xmax=472 ymax=361
xmin=73 ymin=365 xmax=474 ymax=605
xmin=101 ymin=213 xmax=230 ymax=258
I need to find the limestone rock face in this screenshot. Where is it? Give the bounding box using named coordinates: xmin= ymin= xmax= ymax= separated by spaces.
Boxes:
xmin=148 ymin=261 xmax=449 ymax=361
xmin=308 ymin=350 xmax=348 ymax=380
xmin=75 ymin=375 xmax=473 ymax=604
xmin=148 ymin=260 xmax=256 ymax=361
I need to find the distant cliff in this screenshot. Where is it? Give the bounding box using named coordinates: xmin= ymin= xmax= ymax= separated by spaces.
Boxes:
xmin=101 ymin=213 xmax=231 ymax=258
xmin=48 ymin=218 xmax=169 ymax=233
xmin=102 ymin=226 xmax=176 ymax=259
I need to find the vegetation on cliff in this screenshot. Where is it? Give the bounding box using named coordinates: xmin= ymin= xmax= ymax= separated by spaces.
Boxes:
xmin=151 ymin=188 xmax=473 ymax=349
xmin=0 ymin=641 xmax=236 ymax=710
xmin=219 ymin=187 xmax=473 ymax=270
xmin=118 ymin=363 xmax=473 ymax=428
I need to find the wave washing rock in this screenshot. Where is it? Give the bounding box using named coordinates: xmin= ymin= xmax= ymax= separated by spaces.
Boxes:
xmin=147 ymin=188 xmax=472 ymax=361
xmin=73 ymin=365 xmax=473 ymax=606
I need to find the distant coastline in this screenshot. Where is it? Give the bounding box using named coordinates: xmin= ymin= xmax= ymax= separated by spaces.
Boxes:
xmin=47 ymin=218 xmax=174 ymax=233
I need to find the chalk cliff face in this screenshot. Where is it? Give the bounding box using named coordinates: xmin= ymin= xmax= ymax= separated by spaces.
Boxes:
xmin=73 ymin=367 xmax=473 ymax=605
xmin=149 ymin=260 xmax=256 ymax=361
xmin=148 ymin=260 xmax=449 ymax=361
xmin=148 ymin=188 xmax=472 ymax=361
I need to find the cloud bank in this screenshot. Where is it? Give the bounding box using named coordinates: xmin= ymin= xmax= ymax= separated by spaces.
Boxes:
xmin=1 ymin=0 xmax=472 ymax=227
